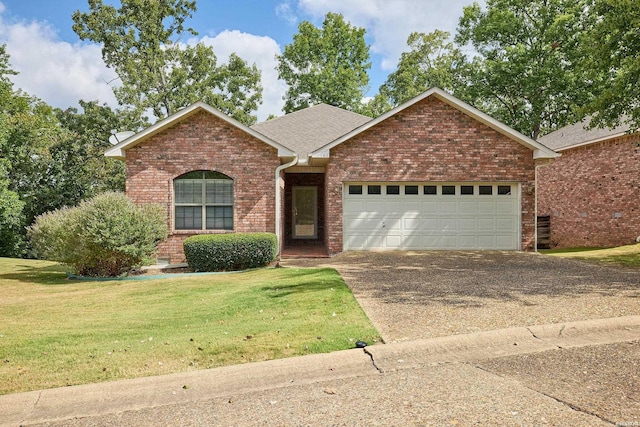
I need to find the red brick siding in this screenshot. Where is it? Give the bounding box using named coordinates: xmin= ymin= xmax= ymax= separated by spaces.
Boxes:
xmin=537 ymin=133 xmax=640 ymax=247
xmin=125 ymin=111 xmax=280 ymax=263
xmin=325 ymin=97 xmax=537 ymax=254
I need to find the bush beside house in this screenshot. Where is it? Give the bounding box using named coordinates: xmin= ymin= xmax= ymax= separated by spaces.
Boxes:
xmin=28 ymin=192 xmax=168 ymax=277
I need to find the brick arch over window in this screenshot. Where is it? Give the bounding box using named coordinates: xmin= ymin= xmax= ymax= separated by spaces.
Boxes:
xmin=173 ymin=170 xmax=234 ymax=231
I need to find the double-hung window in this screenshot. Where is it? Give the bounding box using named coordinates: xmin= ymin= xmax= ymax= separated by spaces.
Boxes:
xmin=174 ymin=171 xmax=233 ymax=230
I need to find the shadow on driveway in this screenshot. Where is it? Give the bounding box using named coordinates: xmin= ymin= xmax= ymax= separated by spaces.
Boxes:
xmin=283 ymin=251 xmax=640 ymax=341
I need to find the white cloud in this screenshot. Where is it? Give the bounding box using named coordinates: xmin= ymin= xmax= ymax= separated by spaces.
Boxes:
xmin=275 ymin=1 xmax=298 ymax=26
xmin=0 ymin=12 xmax=117 ymax=110
xmin=0 ymin=5 xmax=284 ymax=122
xmin=295 ymin=0 xmax=482 ymax=70
xmin=200 ymin=30 xmax=286 ymax=121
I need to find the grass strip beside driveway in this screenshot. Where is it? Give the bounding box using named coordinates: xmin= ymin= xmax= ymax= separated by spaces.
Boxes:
xmin=0 ymin=258 xmax=380 ymax=395
xmin=542 ymin=243 xmax=640 ymax=269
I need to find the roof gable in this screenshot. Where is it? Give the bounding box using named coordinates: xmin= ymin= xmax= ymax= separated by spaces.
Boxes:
xmin=309 ymin=88 xmax=559 ymax=160
xmin=105 ymin=102 xmax=295 ymax=159
xmin=251 ymin=103 xmax=371 ymax=158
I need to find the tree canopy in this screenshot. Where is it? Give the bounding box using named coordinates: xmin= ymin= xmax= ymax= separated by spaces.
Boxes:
xmin=579 ymin=0 xmax=640 ymax=131
xmin=455 ymin=0 xmax=596 ymax=139
xmin=379 ymin=30 xmax=467 ymax=108
xmin=276 ymin=12 xmax=371 ymax=113
xmin=72 ymin=0 xmax=262 ymax=125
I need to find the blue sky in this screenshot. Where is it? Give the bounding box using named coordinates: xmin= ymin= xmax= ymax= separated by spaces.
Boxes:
xmin=0 ymin=0 xmax=481 ymax=121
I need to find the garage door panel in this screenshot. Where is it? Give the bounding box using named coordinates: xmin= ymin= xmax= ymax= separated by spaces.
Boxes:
xmin=421 ymin=218 xmax=440 ymax=231
xmin=477 ymin=235 xmax=496 ymax=247
xmin=441 ymin=218 xmax=458 ymax=231
xmin=343 ymin=183 xmax=520 ymax=251
xmin=459 ymin=218 xmax=476 ymax=231
xmin=477 ymin=201 xmax=495 ymax=214
xmin=404 ymin=218 xmax=421 ymax=230
xmin=440 ymin=201 xmax=458 ymax=214
xmin=459 ymin=235 xmax=479 ymax=248
xmin=422 ymin=201 xmax=439 ymax=214
xmin=496 ymin=200 xmax=518 ymax=214
xmin=477 ymin=218 xmax=495 ymax=231
xmin=496 ymin=218 xmax=517 ymax=231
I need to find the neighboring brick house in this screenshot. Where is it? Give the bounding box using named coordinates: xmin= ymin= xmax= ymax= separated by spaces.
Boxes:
xmin=537 ymin=118 xmax=640 ymax=248
xmin=106 ymin=88 xmax=558 ymax=263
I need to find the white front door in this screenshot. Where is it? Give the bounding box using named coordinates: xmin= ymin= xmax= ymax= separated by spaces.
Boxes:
xmin=293 ymin=186 xmax=317 ymax=239
xmin=343 ymin=182 xmax=520 ymax=250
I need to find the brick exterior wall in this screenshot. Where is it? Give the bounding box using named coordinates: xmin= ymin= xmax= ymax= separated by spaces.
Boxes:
xmin=324 ymin=97 xmax=539 ymax=255
xmin=537 ymin=133 xmax=640 ymax=248
xmin=125 ymin=111 xmax=280 ymax=263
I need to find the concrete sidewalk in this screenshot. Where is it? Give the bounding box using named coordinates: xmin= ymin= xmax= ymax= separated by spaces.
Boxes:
xmin=2 ymin=315 xmax=639 ymax=426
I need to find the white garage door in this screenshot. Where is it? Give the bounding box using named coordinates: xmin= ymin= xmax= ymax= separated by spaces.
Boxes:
xmin=343 ymin=183 xmax=520 ymax=250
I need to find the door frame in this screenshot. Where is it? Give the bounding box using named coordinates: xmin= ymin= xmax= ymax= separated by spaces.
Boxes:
xmin=292 ymin=186 xmax=318 ymax=239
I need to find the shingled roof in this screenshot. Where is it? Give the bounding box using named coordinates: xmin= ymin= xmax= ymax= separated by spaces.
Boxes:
xmin=251 ymin=104 xmax=371 ymax=158
xmin=538 ymin=117 xmax=632 ymax=151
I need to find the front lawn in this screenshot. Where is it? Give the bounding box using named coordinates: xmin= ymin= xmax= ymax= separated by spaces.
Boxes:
xmin=0 ymin=258 xmax=380 ymax=395
xmin=542 ymin=243 xmax=640 ymax=268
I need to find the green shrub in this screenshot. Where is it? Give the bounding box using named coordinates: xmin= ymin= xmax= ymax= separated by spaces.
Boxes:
xmin=183 ymin=233 xmax=277 ymax=272
xmin=28 ymin=192 xmax=168 ymax=277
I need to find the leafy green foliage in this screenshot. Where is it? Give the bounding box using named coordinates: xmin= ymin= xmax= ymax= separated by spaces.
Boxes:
xmin=455 ymin=0 xmax=595 ymax=139
xmin=28 ymin=192 xmax=168 ymax=276
xmin=380 ymin=30 xmax=467 ymax=108
xmin=579 ymin=0 xmax=640 ymax=131
xmin=0 ymin=160 xmax=25 ymax=257
xmin=72 ymin=0 xmax=262 ymax=124
xmin=183 ymin=233 xmax=277 ymax=272
xmin=276 ymin=12 xmax=371 ymax=113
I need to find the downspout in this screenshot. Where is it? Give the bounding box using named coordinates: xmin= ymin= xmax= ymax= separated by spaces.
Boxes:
xmin=275 ymin=154 xmax=299 ymax=256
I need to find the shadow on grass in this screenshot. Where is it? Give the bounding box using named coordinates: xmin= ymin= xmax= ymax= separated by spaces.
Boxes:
xmin=0 ymin=263 xmax=70 ymax=285
xmin=260 ymin=268 xmax=345 ymax=298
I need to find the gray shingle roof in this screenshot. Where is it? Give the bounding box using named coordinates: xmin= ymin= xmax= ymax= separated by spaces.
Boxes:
xmin=251 ymin=104 xmax=371 ymax=157
xmin=538 ymin=117 xmax=631 ymax=151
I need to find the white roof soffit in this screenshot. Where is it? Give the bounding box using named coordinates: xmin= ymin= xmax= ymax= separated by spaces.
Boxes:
xmin=308 ymin=87 xmax=559 ymax=160
xmin=104 ymin=102 xmax=295 ymax=159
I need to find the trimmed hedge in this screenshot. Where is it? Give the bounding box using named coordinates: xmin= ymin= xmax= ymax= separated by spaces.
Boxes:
xmin=183 ymin=233 xmax=278 ymax=272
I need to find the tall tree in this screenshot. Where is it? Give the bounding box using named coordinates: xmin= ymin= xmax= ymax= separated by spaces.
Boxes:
xmin=580 ymin=0 xmax=639 ymax=131
xmin=380 ymin=30 xmax=467 ymax=108
xmin=72 ymin=0 xmax=262 ymax=124
xmin=455 ymin=0 xmax=596 ymax=139
xmin=276 ymin=12 xmax=371 ymax=113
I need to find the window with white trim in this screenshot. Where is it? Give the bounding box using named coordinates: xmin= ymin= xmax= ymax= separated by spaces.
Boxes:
xmin=174 ymin=171 xmax=233 ymax=230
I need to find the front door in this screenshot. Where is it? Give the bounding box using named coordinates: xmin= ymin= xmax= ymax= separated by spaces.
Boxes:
xmin=292 ymin=186 xmax=317 ymax=239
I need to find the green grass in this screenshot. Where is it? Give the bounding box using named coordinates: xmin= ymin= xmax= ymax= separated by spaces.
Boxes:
xmin=0 ymin=258 xmax=380 ymax=395
xmin=542 ymin=243 xmax=640 ymax=268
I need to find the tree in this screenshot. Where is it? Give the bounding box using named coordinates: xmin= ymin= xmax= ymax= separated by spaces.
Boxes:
xmin=56 ymin=100 xmax=146 ymax=196
xmin=276 ymin=12 xmax=371 ymax=113
xmin=455 ymin=0 xmax=597 ymax=139
xmin=358 ymin=93 xmax=392 ymax=118
xmin=379 ymin=30 xmax=467 ymax=108
xmin=580 ymin=0 xmax=640 ymax=130
xmin=72 ymin=0 xmax=262 ymax=124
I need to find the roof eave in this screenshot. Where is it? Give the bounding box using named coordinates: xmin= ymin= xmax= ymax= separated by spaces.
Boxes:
xmin=552 ymin=131 xmax=632 ymax=152
xmin=104 ymin=102 xmax=295 ymax=159
xmin=308 ymin=87 xmax=559 ymax=160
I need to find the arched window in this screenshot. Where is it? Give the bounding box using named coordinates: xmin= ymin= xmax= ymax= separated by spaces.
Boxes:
xmin=174 ymin=171 xmax=233 ymax=230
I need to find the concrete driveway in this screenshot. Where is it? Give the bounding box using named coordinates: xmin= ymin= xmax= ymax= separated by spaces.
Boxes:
xmin=282 ymin=251 xmax=640 ymax=343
